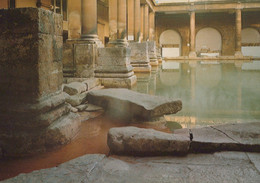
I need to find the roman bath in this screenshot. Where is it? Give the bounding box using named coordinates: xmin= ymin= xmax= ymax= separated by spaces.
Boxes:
xmin=0 ymin=0 xmax=260 ymax=182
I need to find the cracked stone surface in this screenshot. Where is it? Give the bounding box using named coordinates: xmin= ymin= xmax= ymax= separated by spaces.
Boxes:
xmin=174 ymin=122 xmax=260 ymax=153
xmin=2 ymin=152 xmax=259 ymax=183
xmin=107 ymin=122 xmax=260 ymax=155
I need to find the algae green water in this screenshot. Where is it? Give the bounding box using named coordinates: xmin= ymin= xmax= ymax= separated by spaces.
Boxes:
xmin=133 ymin=61 xmax=260 ymax=128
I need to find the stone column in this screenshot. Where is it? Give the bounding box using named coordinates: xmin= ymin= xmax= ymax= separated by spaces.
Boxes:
xmin=129 ymin=0 xmax=151 ymax=73
xmin=134 ymin=0 xmax=141 ymax=42
xmin=129 ymin=42 xmax=151 ymax=72
xmin=140 ymin=5 xmax=144 ymax=42
xmin=149 ymin=11 xmax=155 ymax=41
xmin=95 ymin=0 xmax=136 ymax=88
xmin=235 ymin=9 xmax=243 ymax=57
xmin=109 ymin=0 xmax=128 ymax=47
xmin=81 ymin=0 xmax=98 ymax=43
xmin=0 ymin=8 xmax=80 ymax=157
xmin=64 ymin=0 xmax=100 ymax=78
xmin=117 ymin=0 xmax=128 ymax=46
xmin=189 ymin=11 xmax=196 ymax=58
xmin=144 ymin=4 xmax=149 ymax=41
xmin=109 ymin=0 xmax=118 ymax=42
xmin=67 ymin=0 xmax=81 ymax=40
xmin=128 ymin=0 xmax=135 ymax=41
xmin=146 ymin=8 xmax=158 ymax=66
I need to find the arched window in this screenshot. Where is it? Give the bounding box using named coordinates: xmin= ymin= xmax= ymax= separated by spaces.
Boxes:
xmin=159 ymin=30 xmax=182 ymax=58
xmin=242 ymin=28 xmax=260 ymax=45
xmin=196 ymin=27 xmax=222 ymax=57
xmin=241 ymin=28 xmax=260 ymax=57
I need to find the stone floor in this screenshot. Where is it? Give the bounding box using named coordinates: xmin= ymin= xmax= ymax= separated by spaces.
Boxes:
xmin=2 ymin=152 xmax=259 ymax=183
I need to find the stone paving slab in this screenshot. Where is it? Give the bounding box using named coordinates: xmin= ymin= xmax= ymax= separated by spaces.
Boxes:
xmin=108 ymin=122 xmax=260 ymax=155
xmin=175 ymin=122 xmax=260 ymax=153
xmin=86 ymin=89 xmax=182 ymax=121
xmin=2 ymin=152 xmax=259 ymax=183
xmin=108 ymin=127 xmax=190 ymax=156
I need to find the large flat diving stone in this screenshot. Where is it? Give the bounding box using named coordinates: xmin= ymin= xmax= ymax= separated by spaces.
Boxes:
xmin=86 ymin=88 xmax=182 ymax=121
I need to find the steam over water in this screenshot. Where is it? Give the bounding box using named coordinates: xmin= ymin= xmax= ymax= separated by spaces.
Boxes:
xmin=1 ymin=60 xmax=259 ymax=181
xmin=133 ymin=61 xmax=260 ymax=128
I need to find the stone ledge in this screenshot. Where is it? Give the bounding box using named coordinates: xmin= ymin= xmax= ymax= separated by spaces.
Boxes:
xmin=107 ymin=122 xmax=260 ymax=156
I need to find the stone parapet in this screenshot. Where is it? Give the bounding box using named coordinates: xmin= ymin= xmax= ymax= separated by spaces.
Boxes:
xmin=129 ymin=42 xmax=151 ymax=72
xmin=147 ymin=41 xmax=159 ymax=66
xmin=0 ymin=8 xmax=80 ymax=157
xmin=95 ymin=47 xmax=137 ymax=88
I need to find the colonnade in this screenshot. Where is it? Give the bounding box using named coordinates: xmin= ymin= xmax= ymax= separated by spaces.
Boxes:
xmin=79 ymin=0 xmax=156 ymax=46
xmin=188 ymin=9 xmax=243 ymax=57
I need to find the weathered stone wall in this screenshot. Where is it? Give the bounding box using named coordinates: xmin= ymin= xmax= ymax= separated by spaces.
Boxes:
xmin=156 ymin=13 xmax=190 ymax=56
xmin=0 ymin=8 xmax=80 ymax=157
xmin=0 ymin=8 xmax=63 ymax=102
xmin=196 ymin=12 xmax=236 ymax=56
xmin=155 ymin=11 xmax=260 ymax=56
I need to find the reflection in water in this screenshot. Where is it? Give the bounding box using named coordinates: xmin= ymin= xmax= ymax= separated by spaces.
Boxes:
xmin=1 ymin=61 xmax=260 ymax=181
xmin=137 ymin=61 xmax=260 ymax=128
xmin=165 ymin=122 xmax=183 ymax=132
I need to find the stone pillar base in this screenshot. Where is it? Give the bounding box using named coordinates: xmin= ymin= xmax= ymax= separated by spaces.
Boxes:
xmin=147 ymin=41 xmax=159 ymax=66
xmin=0 ymin=8 xmax=81 ymax=157
xmin=95 ymin=47 xmax=137 ymax=88
xmin=132 ymin=65 xmax=151 ymax=72
xmin=157 ymin=47 xmax=163 ymax=63
xmin=63 ymin=40 xmax=98 ymax=78
xmin=108 ymin=39 xmax=129 ymax=47
xmin=129 ymin=42 xmax=151 ymax=73
xmin=100 ymin=75 xmax=137 ymax=88
xmin=68 ymin=37 xmax=104 ymax=48
xmin=234 ymin=51 xmax=243 ymax=58
xmin=150 ymin=59 xmax=159 ymax=66
xmin=0 ymin=93 xmax=81 ymax=157
xmin=189 ymin=51 xmax=197 ymax=58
